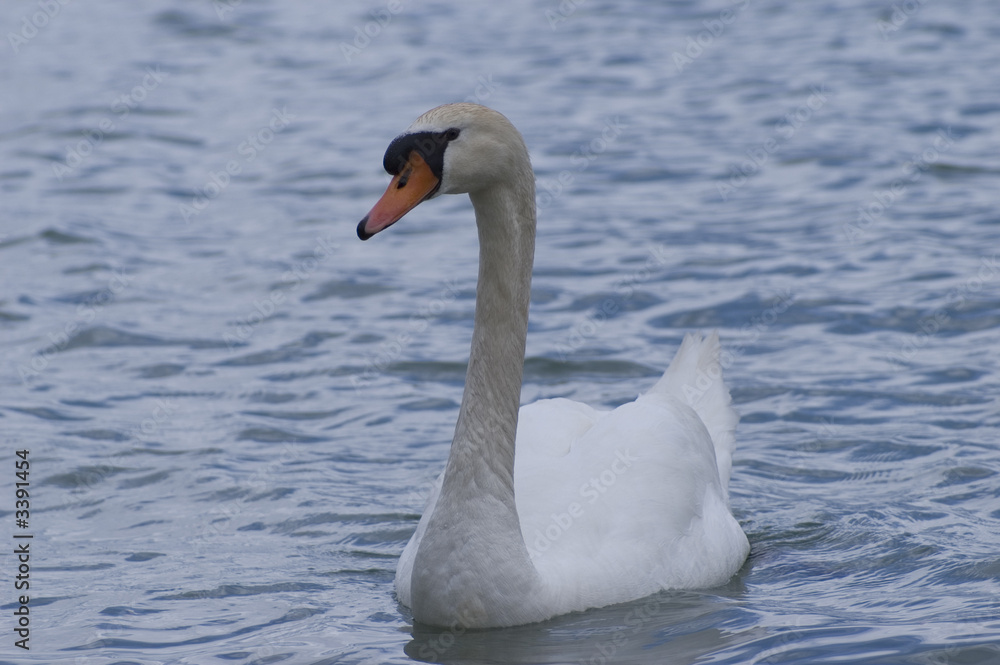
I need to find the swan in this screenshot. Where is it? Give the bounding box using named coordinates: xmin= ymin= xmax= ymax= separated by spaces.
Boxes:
xmin=356 ymin=103 xmax=749 ymax=628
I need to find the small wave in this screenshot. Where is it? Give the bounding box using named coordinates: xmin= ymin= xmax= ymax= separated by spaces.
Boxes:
xmin=153 ymin=583 xmax=326 ymax=601
xmin=39 ymin=228 xmax=97 ymax=244
xmin=41 ymin=325 xmax=230 ymax=354
xmin=236 ymin=426 xmax=328 ymax=444
xmin=43 ymin=464 xmax=130 ymax=489
xmin=8 ymin=405 xmax=91 ymax=421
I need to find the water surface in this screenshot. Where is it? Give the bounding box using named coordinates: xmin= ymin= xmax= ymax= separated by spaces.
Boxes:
xmin=1 ymin=1 xmax=999 ymax=663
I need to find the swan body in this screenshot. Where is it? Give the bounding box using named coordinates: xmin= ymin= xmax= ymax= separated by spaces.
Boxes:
xmin=357 ymin=103 xmax=749 ymax=628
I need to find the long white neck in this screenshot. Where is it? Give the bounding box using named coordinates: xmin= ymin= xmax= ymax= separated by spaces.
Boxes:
xmin=449 ymin=183 xmax=535 ymax=499
xmin=409 ymin=162 xmax=544 ymax=628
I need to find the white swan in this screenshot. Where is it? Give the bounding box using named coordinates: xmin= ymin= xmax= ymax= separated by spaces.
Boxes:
xmin=357 ymin=103 xmax=749 ymax=628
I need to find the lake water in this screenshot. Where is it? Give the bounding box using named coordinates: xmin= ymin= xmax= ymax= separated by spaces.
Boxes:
xmin=2 ymin=1 xmax=999 ymax=663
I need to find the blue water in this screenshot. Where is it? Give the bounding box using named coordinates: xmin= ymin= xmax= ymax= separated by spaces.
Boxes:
xmin=2 ymin=0 xmax=999 ymax=663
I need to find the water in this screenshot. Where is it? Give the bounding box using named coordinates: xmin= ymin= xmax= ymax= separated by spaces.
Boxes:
xmin=2 ymin=0 xmax=999 ymax=663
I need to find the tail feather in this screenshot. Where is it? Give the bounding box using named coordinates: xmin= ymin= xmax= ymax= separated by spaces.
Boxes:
xmin=650 ymin=332 xmax=738 ymax=492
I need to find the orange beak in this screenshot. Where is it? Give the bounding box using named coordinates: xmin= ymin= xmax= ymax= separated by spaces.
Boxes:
xmin=357 ymin=152 xmax=440 ymax=240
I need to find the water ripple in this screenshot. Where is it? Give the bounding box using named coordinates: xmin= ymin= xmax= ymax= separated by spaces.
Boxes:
xmin=4 ymin=0 xmax=1000 ymax=662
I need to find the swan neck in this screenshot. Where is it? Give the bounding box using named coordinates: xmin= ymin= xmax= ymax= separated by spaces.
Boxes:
xmin=447 ymin=179 xmax=535 ymax=494
xmin=409 ymin=145 xmax=542 ymax=628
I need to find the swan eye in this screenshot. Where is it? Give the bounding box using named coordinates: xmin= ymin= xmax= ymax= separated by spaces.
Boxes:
xmin=444 ymin=128 xmax=460 ymax=141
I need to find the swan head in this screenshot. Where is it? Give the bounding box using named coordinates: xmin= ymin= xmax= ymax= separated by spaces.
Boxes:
xmin=357 ymin=103 xmax=529 ymax=240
